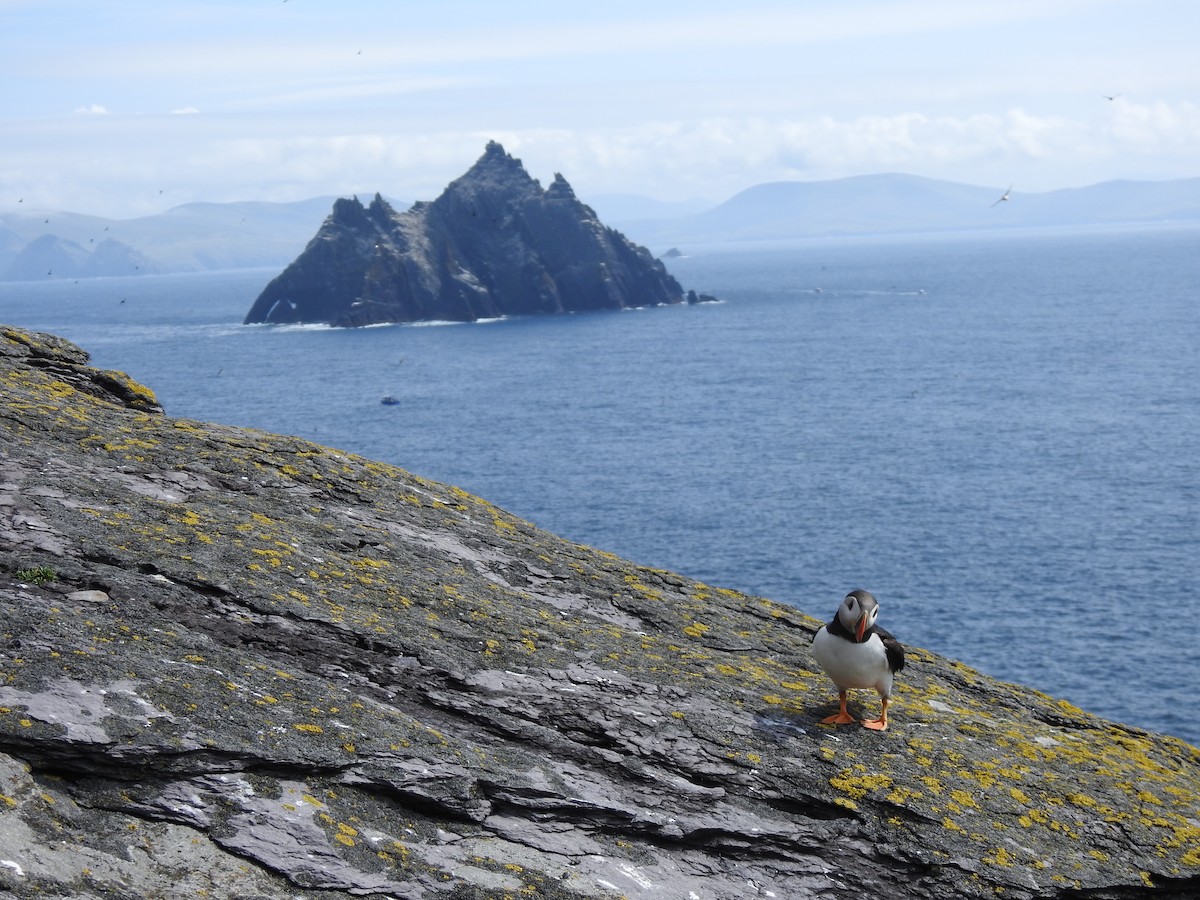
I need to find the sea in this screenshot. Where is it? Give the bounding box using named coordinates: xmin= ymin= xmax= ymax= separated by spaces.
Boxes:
xmin=2 ymin=223 xmax=1198 ymax=746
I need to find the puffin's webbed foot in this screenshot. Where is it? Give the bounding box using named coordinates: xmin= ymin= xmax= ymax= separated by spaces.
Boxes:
xmin=820 ymin=692 xmax=856 ymax=726
xmin=861 ymin=698 xmax=890 ymax=731
xmin=821 ymin=711 xmax=857 ymax=725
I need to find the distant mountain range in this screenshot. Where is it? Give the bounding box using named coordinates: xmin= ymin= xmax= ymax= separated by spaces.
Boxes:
xmin=3 ymin=175 xmax=1198 ymax=281
xmin=610 ymin=173 xmax=1200 ymax=247
xmin=0 ymin=197 xmax=369 ymax=282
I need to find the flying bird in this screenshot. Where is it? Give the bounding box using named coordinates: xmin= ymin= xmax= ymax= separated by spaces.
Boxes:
xmin=991 ymin=184 xmax=1012 ymax=207
xmin=1104 ymin=92 xmax=1121 ymax=101
xmin=811 ymin=590 xmax=906 ymax=731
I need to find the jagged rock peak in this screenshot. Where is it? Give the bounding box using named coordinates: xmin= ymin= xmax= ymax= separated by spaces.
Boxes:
xmin=480 ymin=139 xmax=528 ymax=173
xmin=438 ymin=141 xmax=541 ymax=200
xmin=366 ymin=192 xmax=399 ymax=226
xmin=368 ymin=192 xmax=394 ymax=213
xmin=244 ymin=142 xmax=703 ymax=327
xmin=546 ymin=172 xmax=578 ymax=201
xmin=325 ymin=194 xmax=397 ymax=234
xmin=330 ymin=195 xmax=368 ymax=224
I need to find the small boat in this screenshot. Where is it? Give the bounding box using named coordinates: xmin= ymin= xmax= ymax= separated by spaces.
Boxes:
xmin=380 ymin=395 xmax=400 ymax=406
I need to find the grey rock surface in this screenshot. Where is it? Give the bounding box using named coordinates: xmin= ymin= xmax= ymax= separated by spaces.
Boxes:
xmin=2 ymin=324 xmax=1200 ymax=899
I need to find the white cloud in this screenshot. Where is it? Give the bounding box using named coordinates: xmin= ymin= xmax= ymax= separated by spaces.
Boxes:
xmin=6 ymin=0 xmax=1199 ymax=220
xmin=11 ymin=95 xmax=1200 ymax=219
xmin=1106 ymin=99 xmax=1200 ymax=151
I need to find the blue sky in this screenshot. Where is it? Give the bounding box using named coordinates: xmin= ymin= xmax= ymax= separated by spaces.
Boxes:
xmin=3 ymin=0 xmax=1198 ymax=217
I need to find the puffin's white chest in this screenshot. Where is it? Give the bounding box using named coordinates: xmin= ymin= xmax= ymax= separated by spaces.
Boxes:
xmin=812 ymin=626 xmax=894 ymax=696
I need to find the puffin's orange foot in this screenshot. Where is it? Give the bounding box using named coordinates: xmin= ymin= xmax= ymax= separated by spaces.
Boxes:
xmin=820 ymin=711 xmax=856 ymax=726
xmin=861 ymin=698 xmax=890 ymax=731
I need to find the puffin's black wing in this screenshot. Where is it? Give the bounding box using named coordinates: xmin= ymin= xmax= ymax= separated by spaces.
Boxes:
xmin=870 ymin=626 xmax=906 ymax=673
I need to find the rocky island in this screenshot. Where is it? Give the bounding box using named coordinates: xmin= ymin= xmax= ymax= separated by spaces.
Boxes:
xmin=243 ymin=143 xmax=707 ymax=328
xmin=2 ymin=323 xmax=1200 ymax=899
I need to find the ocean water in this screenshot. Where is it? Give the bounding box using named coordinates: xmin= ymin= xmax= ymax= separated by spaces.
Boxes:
xmin=3 ymin=224 xmax=1198 ymax=745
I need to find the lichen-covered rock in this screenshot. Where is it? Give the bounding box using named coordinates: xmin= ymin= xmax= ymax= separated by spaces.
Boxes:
xmin=0 ymin=325 xmax=161 ymax=413
xmin=2 ymin=323 xmax=1199 ymax=899
xmin=243 ymin=142 xmax=692 ymax=327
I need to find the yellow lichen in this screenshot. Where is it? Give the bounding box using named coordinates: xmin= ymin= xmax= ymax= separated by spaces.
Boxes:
xmin=830 ymin=765 xmax=893 ymax=800
xmin=984 ymin=847 xmax=1015 ymax=867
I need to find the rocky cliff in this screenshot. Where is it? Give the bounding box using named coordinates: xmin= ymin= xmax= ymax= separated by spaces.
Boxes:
xmin=243 ymin=143 xmax=694 ymax=327
xmin=2 ymin=323 xmax=1200 ymax=899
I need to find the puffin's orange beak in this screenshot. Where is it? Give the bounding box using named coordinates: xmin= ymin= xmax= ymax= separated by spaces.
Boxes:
xmin=855 ymin=615 xmax=869 ymax=642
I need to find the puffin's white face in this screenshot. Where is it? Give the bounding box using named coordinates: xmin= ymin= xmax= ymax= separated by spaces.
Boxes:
xmin=837 ymin=591 xmax=878 ymax=642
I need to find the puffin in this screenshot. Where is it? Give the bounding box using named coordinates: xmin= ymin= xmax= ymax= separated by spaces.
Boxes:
xmin=811 ymin=589 xmax=905 ymax=731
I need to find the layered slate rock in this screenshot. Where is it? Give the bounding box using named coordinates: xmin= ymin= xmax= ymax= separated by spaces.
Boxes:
xmin=244 ymin=142 xmax=689 ymax=327
xmin=2 ymin=323 xmax=1200 ymax=899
